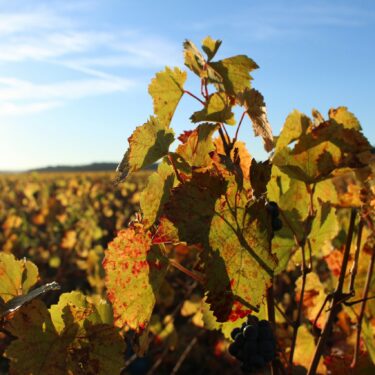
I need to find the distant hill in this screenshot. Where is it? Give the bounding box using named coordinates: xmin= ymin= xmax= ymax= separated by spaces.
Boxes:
xmin=28 ymin=162 xmax=158 ymax=173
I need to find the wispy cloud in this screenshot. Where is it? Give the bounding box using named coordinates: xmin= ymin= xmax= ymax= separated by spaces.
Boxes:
xmin=180 ymin=2 xmax=373 ymax=41
xmin=0 ymin=1 xmax=178 ymax=117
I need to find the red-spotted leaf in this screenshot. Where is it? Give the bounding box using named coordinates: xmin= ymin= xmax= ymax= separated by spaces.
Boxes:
xmin=148 ymin=67 xmax=187 ymax=126
xmin=103 ymin=224 xmax=169 ymax=331
xmin=116 ymin=116 xmax=174 ymax=182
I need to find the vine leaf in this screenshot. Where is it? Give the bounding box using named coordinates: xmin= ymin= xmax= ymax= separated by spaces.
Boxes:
xmin=214 ymin=138 xmax=252 ymax=183
xmin=148 ymin=67 xmax=187 ymax=126
xmin=238 ymin=88 xmax=274 ymax=152
xmin=165 ymin=172 xmax=276 ymax=321
xmin=293 ymin=324 xmax=326 ymax=372
xmin=0 ymin=252 xmax=38 ymax=303
xmin=274 ymin=110 xmax=310 ymax=154
xmin=209 ymin=55 xmax=259 ymax=96
xmin=103 ymin=224 xmax=169 ymax=331
xmin=5 ymin=293 xmax=125 ymax=375
xmin=328 ymin=106 xmax=361 ymax=130
xmin=191 ymin=92 xmax=236 ymax=125
xmin=201 ymin=36 xmax=222 ymax=61
xmin=5 ymin=300 xmax=70 ymax=375
xmin=295 ymin=273 xmax=327 ymax=328
xmin=273 ymin=108 xmax=372 ymax=183
xmin=116 ymin=116 xmax=174 ymax=182
xmin=140 ymin=159 xmax=176 ymax=228
xmin=176 ymin=123 xmax=218 ymax=168
xmin=183 ymin=39 xmax=206 ymax=77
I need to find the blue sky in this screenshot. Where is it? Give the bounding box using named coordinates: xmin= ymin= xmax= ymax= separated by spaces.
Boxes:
xmin=0 ymin=0 xmax=374 ymax=171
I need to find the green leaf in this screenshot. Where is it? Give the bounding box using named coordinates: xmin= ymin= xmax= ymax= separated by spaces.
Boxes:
xmin=103 ymin=224 xmax=169 ymax=331
xmin=308 ymin=203 xmax=339 ymax=257
xmin=0 ymin=253 xmax=38 ymax=303
xmin=209 ymin=55 xmax=259 ymax=96
xmin=148 ymin=67 xmax=187 ymax=126
xmin=267 ymin=167 xmax=308 ymax=273
xmin=5 ymin=300 xmax=70 ymax=375
xmin=273 ymin=109 xmax=371 ymax=183
xmin=140 ymin=159 xmax=176 ymax=227
xmin=191 ymin=92 xmax=236 ymax=125
xmin=238 ymin=88 xmax=273 ymax=151
xmin=116 ymin=116 xmax=175 ymax=182
xmin=201 ymin=36 xmax=222 ymax=61
xmin=5 ymin=293 xmax=125 ymax=375
xmin=274 ymin=110 xmax=311 ymax=154
xmin=165 ymin=172 xmax=276 ymax=321
xmin=176 ymin=123 xmax=218 ymax=168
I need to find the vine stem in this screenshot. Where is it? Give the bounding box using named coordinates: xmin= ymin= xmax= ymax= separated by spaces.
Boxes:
xmin=168 ymin=258 xmax=205 ymax=284
xmin=307 ymin=209 xmax=357 ymax=375
xmin=288 ymin=185 xmax=315 ymax=372
xmin=171 ymin=335 xmax=199 ymax=375
xmin=351 ymin=247 xmax=375 ymax=368
xmin=233 ymin=111 xmax=246 ymax=144
xmin=349 ymin=219 xmax=364 ymax=293
xmin=167 ymin=154 xmax=183 ymax=183
xmin=288 ymin=240 xmax=308 ymax=371
xmin=183 ymin=90 xmax=205 ymax=105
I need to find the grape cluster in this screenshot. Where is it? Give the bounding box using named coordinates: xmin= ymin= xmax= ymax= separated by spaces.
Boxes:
xmin=228 ymin=316 xmax=276 ymax=373
xmin=266 ymin=201 xmax=282 ymax=232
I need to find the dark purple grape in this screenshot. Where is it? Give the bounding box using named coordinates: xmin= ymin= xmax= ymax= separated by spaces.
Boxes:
xmin=266 ymin=201 xmax=279 ymax=218
xmin=231 ymin=327 xmax=242 ymax=340
xmin=235 ymin=332 xmax=245 ymax=345
xmin=271 ymin=217 xmax=283 ymax=231
xmin=243 ymin=324 xmax=259 ymax=340
xmin=240 ymin=361 xmax=254 ymax=373
xmin=258 ymin=321 xmax=274 ymax=341
xmin=258 ymin=340 xmax=276 ymax=362
xmin=244 ymin=340 xmax=257 ymax=355
xmin=248 ymin=354 xmax=265 ymax=369
xmin=246 ymin=315 xmax=259 ymax=326
xmin=228 ymin=341 xmax=240 ymax=356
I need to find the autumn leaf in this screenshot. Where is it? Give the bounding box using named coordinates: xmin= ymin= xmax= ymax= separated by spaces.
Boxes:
xmin=0 ymin=252 xmax=38 ymax=303
xmin=148 ymin=67 xmax=187 ymax=126
xmin=201 ymin=36 xmax=222 ymax=61
xmin=165 ymin=172 xmax=276 ymax=321
xmin=209 ymin=55 xmax=259 ymax=96
xmin=238 ymin=88 xmax=274 ymax=152
xmin=140 ymin=160 xmax=176 ymax=227
xmin=176 ymin=123 xmax=218 ymax=168
xmin=5 ymin=293 xmax=125 ymax=375
xmin=103 ymin=224 xmax=169 ymax=331
xmin=191 ymin=92 xmax=236 ymax=125
xmin=116 ymin=116 xmax=174 ymax=182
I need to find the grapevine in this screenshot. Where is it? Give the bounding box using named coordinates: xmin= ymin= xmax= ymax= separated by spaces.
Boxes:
xmin=0 ymin=36 xmax=374 ymax=374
